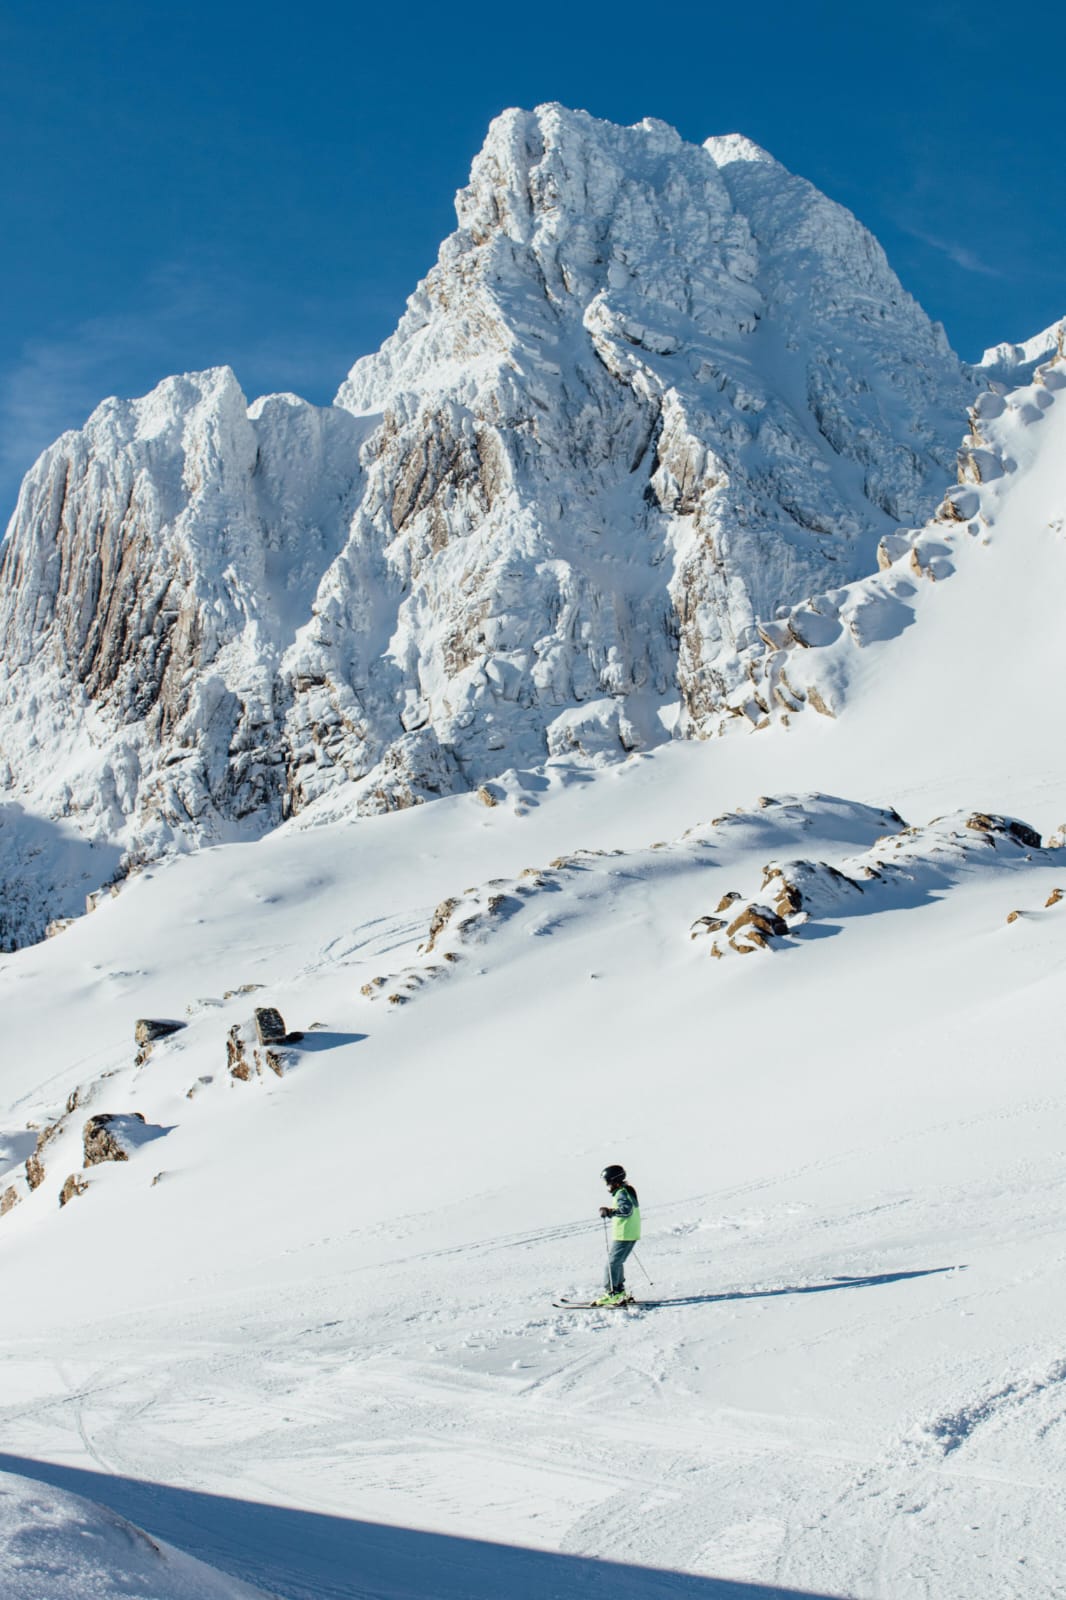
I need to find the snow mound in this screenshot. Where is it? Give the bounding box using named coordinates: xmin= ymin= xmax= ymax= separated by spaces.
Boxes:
xmin=355 ymin=794 xmax=1058 ymax=989
xmin=0 ymin=1469 xmax=276 ymax=1599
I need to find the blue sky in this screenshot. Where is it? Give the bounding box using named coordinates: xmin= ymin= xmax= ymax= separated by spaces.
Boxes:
xmin=1 ymin=0 xmax=1063 ymax=515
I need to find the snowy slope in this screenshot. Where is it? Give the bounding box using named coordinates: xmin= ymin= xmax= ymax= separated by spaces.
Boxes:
xmin=700 ymin=324 xmax=1066 ymax=775
xmin=0 ymin=105 xmax=978 ymax=945
xmin=0 ymin=333 xmax=1065 ymax=1598
xmin=1 ymin=782 xmax=1063 ymax=1599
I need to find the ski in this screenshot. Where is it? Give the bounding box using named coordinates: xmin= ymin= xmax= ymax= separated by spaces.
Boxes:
xmin=552 ymin=1297 xmax=639 ymax=1309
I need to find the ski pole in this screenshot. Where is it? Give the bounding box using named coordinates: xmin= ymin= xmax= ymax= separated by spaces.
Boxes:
xmin=632 ymin=1248 xmax=654 ymax=1286
xmin=603 ymin=1216 xmax=612 ymax=1290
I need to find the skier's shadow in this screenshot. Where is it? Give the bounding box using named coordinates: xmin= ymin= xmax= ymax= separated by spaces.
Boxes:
xmin=640 ymin=1265 xmax=963 ymax=1308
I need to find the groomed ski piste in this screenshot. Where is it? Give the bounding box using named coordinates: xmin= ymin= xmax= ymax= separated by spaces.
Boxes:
xmin=1 ymin=347 xmax=1064 ymax=1597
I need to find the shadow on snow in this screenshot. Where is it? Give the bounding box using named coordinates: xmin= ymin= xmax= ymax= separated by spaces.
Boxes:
xmin=0 ymin=801 xmax=125 ymax=951
xmin=637 ymin=1265 xmax=963 ymax=1310
xmin=290 ymin=1030 xmax=368 ymax=1053
xmin=0 ymin=1451 xmax=850 ymax=1600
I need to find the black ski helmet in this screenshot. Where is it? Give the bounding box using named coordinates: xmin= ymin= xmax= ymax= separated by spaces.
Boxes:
xmin=601 ymin=1164 xmax=626 ymax=1183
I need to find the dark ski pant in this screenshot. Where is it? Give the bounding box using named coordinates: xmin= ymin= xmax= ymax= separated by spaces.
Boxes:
xmin=605 ymin=1238 xmax=636 ymax=1293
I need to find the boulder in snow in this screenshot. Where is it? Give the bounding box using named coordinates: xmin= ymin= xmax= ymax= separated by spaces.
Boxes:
xmin=135 ymin=1018 xmax=186 ymax=1047
xmin=726 ymin=904 xmax=789 ymax=942
xmin=423 ymin=897 xmax=460 ymax=953
xmin=58 ymin=1174 xmax=89 ymax=1207
xmin=253 ymin=1006 xmax=287 ymax=1046
xmin=964 ymin=812 xmax=1041 ymax=850
xmin=227 ymin=1025 xmax=253 ymax=1081
xmin=23 ymin=1116 xmax=66 ymax=1190
xmin=135 ymin=1017 xmax=186 ymax=1066
xmin=83 ymin=1112 xmax=149 ymax=1166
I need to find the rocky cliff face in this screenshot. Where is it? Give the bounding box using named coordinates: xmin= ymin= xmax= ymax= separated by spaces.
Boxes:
xmin=0 ymin=104 xmax=979 ymax=941
xmin=325 ymin=109 xmax=972 ymax=774
xmin=0 ymin=371 xmax=365 ymax=855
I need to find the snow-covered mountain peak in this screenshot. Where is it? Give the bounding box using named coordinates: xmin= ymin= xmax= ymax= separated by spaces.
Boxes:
xmin=702 ymin=132 xmax=780 ymax=167
xmin=0 ymin=104 xmax=990 ymax=943
xmin=335 ymin=103 xmax=756 ymax=416
xmin=329 ymin=104 xmax=973 ymax=774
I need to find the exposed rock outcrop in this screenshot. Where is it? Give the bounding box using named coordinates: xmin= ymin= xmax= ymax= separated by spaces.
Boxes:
xmin=227 ymin=1025 xmax=253 ymax=1081
xmin=83 ymin=1112 xmax=148 ymax=1166
xmin=135 ymin=1017 xmax=186 ymax=1066
xmin=23 ymin=1115 xmax=67 ymax=1191
xmin=423 ymin=898 xmax=460 ymax=954
xmin=228 ymin=1020 xmax=290 ymax=1080
xmin=727 ymin=904 xmax=790 ymax=942
xmin=963 ymin=813 xmax=1041 ymax=850
xmin=59 ymin=1173 xmax=89 ymax=1207
xmin=760 ymin=860 xmax=865 ymax=921
xmin=253 ymin=1007 xmax=287 ymax=1046
xmin=135 ymin=1019 xmax=185 ymax=1047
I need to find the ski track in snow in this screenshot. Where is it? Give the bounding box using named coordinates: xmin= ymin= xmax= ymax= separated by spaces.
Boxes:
xmin=3 ymin=852 xmax=1066 ymax=1599
xmin=2 ymin=1151 xmax=1065 ymax=1597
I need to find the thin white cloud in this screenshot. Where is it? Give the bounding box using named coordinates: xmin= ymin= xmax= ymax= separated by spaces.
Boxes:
xmin=0 ymin=264 xmax=217 ymax=507
xmin=898 ymin=222 xmax=1003 ymax=279
xmin=0 ymin=264 xmax=365 ymax=518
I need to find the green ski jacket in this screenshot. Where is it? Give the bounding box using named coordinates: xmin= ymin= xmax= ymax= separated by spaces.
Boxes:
xmin=609 ymin=1185 xmax=641 ymax=1241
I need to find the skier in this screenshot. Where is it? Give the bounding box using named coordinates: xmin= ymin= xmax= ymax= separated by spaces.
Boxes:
xmin=595 ymin=1164 xmax=641 ymax=1305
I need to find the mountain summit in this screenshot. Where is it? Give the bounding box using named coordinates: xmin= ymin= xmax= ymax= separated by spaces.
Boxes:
xmin=0 ymin=105 xmax=978 ymax=941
